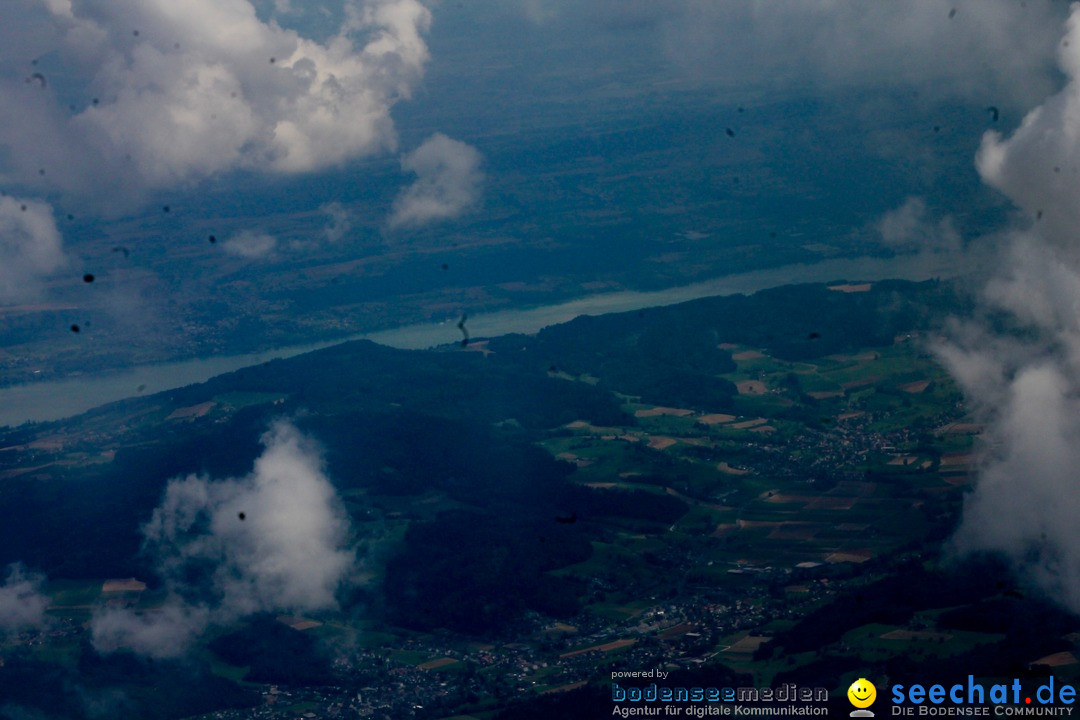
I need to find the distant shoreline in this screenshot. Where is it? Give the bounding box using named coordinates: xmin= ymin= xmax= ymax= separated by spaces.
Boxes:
xmin=0 ymin=252 xmax=956 ymax=428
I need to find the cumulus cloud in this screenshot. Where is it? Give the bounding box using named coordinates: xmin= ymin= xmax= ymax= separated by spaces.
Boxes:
xmin=321 ymin=201 xmax=352 ymax=243
xmin=0 ymin=197 xmax=67 ymax=302
xmin=941 ymin=235 xmax=1080 ymax=608
xmin=938 ymin=4 xmax=1080 ymax=612
xmin=223 ymin=229 xmax=277 ymax=259
xmin=0 ymin=0 xmax=431 ymax=207
xmin=0 ymin=563 xmax=50 ymax=632
xmin=976 ymin=6 xmax=1080 ymax=254
xmin=389 ymin=133 xmax=484 ymax=228
xmin=91 ymin=602 xmax=209 ymax=660
xmin=145 ymin=420 xmax=354 ymax=614
xmin=877 ymin=197 xmax=963 ymax=255
xmin=91 ymin=421 xmax=355 ymax=656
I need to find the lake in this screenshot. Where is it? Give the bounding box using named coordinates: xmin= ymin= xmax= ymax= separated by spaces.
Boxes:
xmin=0 ymin=252 xmax=954 ymax=427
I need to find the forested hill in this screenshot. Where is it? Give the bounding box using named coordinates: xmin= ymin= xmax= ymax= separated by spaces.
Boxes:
xmin=0 ymin=278 xmax=1000 ymax=720
xmin=0 ymin=278 xmax=956 ymax=582
xmin=487 ymin=279 xmax=958 ymax=409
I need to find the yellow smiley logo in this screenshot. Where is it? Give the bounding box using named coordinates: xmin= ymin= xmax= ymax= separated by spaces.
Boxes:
xmin=847 ymin=678 xmax=876 ymax=709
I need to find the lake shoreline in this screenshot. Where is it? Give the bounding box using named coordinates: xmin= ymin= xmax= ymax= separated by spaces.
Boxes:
xmin=0 ymin=252 xmax=955 ymax=428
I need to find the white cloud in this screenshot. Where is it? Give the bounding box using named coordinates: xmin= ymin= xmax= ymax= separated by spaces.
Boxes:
xmin=91 ymin=421 xmax=355 ymax=656
xmin=147 ymin=420 xmax=354 ymax=615
xmin=321 ymin=201 xmax=352 ymax=243
xmin=223 ymin=229 xmax=277 ymax=259
xmin=389 ymin=133 xmax=484 ymax=228
xmin=661 ymin=1 xmax=1064 ymax=107
xmin=976 ymin=5 xmax=1080 ymax=253
xmin=0 ymin=0 xmax=432 ymax=207
xmin=513 ymin=0 xmax=1065 ymax=108
xmin=877 ymin=197 xmax=962 ymax=255
xmin=518 ymin=0 xmax=559 ymax=25
xmin=0 ymin=196 xmax=67 ymax=302
xmin=91 ymin=602 xmax=209 ymax=659
xmin=937 ymin=4 xmax=1080 ymax=613
xmin=0 ymin=564 xmax=50 ymax=632
xmin=943 ymin=324 xmax=1080 ymax=611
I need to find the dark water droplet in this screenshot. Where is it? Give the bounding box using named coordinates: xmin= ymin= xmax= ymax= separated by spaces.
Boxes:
xmin=441 ymin=263 xmax=448 ymax=270
xmin=269 ymin=57 xmax=276 ymax=64
xmin=209 ymin=235 xmax=217 ymax=244
xmin=457 ymin=314 xmax=469 ymax=346
xmin=70 ymin=324 xmax=80 ymax=333
xmin=163 ymin=205 xmax=170 ymax=213
xmin=91 ymin=98 xmax=99 ymax=106
xmin=725 ymin=128 xmax=735 ymax=138
xmin=38 ymin=168 xmax=45 ymax=176
xmin=238 ymin=512 xmax=246 ymax=521
xmin=136 ymin=384 xmax=146 ymax=393
xmin=133 ymin=29 xmax=140 ymax=36
xmin=83 ymin=273 xmax=95 ymax=283
xmin=67 ymin=214 xmax=74 ymax=220
xmin=20 ymin=205 xmax=27 ymax=212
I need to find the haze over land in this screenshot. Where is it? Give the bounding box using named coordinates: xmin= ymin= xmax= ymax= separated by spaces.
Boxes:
xmin=0 ymin=0 xmax=1061 ymax=386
